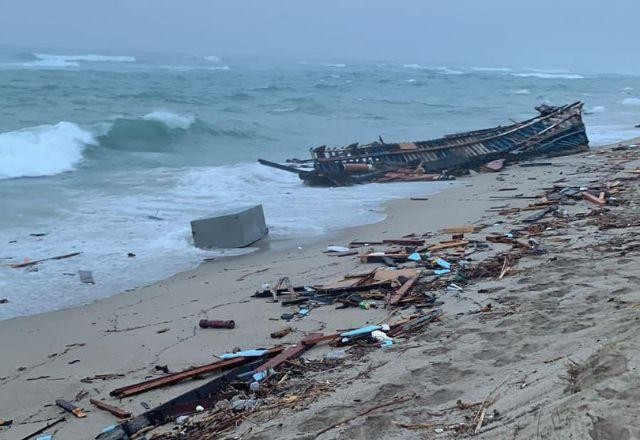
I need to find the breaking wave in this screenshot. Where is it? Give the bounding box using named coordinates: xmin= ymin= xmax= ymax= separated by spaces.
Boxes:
xmin=512 ymin=69 xmax=584 ymax=79
xmin=14 ymin=59 xmax=79 ymax=68
xmin=0 ymin=112 xmax=200 ymax=178
xmin=0 ymin=122 xmax=96 ymax=179
xmin=513 ymin=88 xmax=531 ymax=95
xmin=142 ymin=111 xmax=195 ymax=129
xmin=186 ymin=55 xmax=221 ymax=62
xmin=94 ymin=111 xmax=264 ymax=152
xmin=96 ymin=111 xmax=198 ymax=151
xmin=403 ymin=64 xmax=463 ymax=75
xmin=472 ymin=67 xmax=512 ymax=72
xmin=33 ymin=53 xmax=136 ymax=63
xmin=621 ymin=97 xmax=640 ymax=106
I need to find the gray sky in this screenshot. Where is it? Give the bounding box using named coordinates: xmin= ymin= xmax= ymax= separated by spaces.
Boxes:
xmin=1 ymin=0 xmax=638 ymax=72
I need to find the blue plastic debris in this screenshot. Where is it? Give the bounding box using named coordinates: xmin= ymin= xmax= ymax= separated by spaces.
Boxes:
xmin=340 ymin=325 xmax=382 ymax=338
xmin=221 ymin=349 xmax=269 ymax=360
xmin=434 ymin=258 xmax=451 ymax=270
xmin=298 ymin=308 xmax=309 ymax=317
xmin=434 ymin=269 xmax=451 ymax=276
xmin=407 ymin=252 xmax=422 ymax=262
xmin=252 ymin=370 xmax=268 ymax=382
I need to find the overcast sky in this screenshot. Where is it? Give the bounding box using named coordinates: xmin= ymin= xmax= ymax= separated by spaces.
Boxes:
xmin=1 ymin=0 xmax=638 ymax=73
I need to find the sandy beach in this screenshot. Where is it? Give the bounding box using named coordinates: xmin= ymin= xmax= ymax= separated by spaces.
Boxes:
xmin=2 ymin=140 xmax=640 ymax=439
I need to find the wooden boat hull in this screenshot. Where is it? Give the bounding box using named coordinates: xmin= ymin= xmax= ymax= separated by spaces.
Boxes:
xmin=259 ymin=102 xmax=589 ymax=186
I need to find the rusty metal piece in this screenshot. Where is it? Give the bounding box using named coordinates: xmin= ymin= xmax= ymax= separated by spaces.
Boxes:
xmin=56 ymin=399 xmax=86 ymax=418
xmin=270 ymin=327 xmax=293 ymax=338
xmin=199 ymin=319 xmax=235 ymax=329
xmin=110 ymin=347 xmax=283 ymax=398
xmin=90 ymin=398 xmax=131 ymax=419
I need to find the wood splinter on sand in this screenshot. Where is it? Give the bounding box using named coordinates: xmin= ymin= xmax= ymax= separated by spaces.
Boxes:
xmin=9 ymin=252 xmax=82 ymax=269
xmin=90 ymin=398 xmax=131 ymax=419
xmin=55 ymin=399 xmax=86 ymax=418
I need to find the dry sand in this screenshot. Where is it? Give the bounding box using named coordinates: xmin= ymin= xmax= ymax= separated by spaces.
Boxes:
xmin=1 ymin=141 xmax=639 ymax=439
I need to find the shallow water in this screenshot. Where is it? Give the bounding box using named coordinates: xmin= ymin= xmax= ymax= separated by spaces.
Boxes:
xmin=1 ymin=52 xmax=640 ymax=319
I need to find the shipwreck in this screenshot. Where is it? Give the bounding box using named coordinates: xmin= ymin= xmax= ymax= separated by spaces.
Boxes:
xmin=259 ymin=102 xmax=589 ymax=186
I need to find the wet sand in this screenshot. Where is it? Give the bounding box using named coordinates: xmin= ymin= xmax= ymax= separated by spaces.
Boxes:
xmin=1 ymin=141 xmax=639 ymax=439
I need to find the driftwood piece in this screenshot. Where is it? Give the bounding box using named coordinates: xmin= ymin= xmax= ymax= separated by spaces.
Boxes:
xmin=10 ymin=252 xmax=82 ymax=269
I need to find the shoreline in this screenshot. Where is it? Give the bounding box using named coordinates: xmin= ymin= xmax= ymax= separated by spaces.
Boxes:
xmin=1 ymin=138 xmax=638 ymax=439
xmin=0 ymin=179 xmax=457 ymax=324
xmin=0 ymin=177 xmax=454 ymax=323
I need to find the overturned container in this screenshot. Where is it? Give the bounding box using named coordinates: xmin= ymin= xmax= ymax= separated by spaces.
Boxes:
xmin=191 ymin=204 xmax=269 ymax=249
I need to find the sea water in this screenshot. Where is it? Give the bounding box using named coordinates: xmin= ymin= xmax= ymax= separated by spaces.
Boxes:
xmin=1 ymin=52 xmax=640 ymax=319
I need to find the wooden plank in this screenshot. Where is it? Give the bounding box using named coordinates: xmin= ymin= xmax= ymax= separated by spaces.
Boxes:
xmin=90 ymin=398 xmax=131 ymax=419
xmin=110 ymin=347 xmax=283 ymax=398
xmin=440 ymin=226 xmax=480 ymax=234
xmin=382 ymin=238 xmax=426 ymax=246
xmin=582 ymin=191 xmax=606 ymax=206
xmin=388 ymin=275 xmax=419 ymax=305
xmin=255 ymin=333 xmax=323 ymax=374
xmin=427 ymin=240 xmax=469 ymax=252
xmin=10 ymin=252 xmax=82 ymax=269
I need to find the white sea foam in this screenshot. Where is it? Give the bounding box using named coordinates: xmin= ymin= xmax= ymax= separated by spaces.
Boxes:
xmin=513 ymin=88 xmax=531 ymax=95
xmin=587 ymin=125 xmax=640 ymax=146
xmin=142 ymin=111 xmax=195 ymax=129
xmin=0 ymin=122 xmax=95 ymax=179
xmin=472 ymin=67 xmax=512 ymax=72
xmin=436 ymin=67 xmax=463 ymax=75
xmin=402 ymin=64 xmax=462 ymax=74
xmin=523 ymin=67 xmax=570 ymax=73
xmin=512 ymin=72 xmax=584 ymax=79
xmin=34 ymin=53 xmax=136 ymax=62
xmin=322 ymin=63 xmax=346 ymax=67
xmin=0 ymin=163 xmax=453 ymax=319
xmin=621 ymin=97 xmax=640 ymax=106
xmin=269 ymin=107 xmax=297 ymax=113
xmin=587 ymin=106 xmax=606 ymax=113
xmin=172 ymin=163 xmax=452 ymax=237
xmin=186 ymin=55 xmax=221 ymax=62
xmin=2 ymin=59 xmax=79 ymax=68
xmin=155 ymin=64 xmax=230 ymax=71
